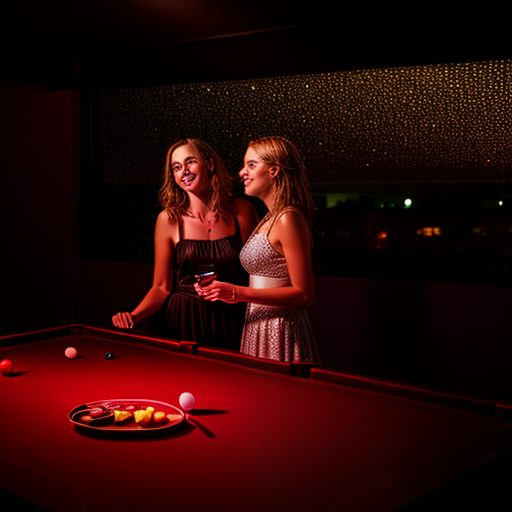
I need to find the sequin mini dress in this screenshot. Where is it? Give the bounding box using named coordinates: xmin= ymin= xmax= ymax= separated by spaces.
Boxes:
xmin=239 ymin=211 xmax=320 ymax=363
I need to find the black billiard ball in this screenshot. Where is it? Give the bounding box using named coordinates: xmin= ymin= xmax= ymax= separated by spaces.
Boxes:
xmin=104 ymin=352 xmax=114 ymax=360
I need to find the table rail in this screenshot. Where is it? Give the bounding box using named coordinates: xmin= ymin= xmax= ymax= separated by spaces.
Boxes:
xmin=311 ymin=367 xmax=512 ymax=418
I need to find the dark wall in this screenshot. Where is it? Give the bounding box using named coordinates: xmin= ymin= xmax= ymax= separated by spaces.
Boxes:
xmin=309 ymin=276 xmax=512 ymax=403
xmin=76 ymin=260 xmax=153 ymax=329
xmin=0 ymin=80 xmax=76 ymax=333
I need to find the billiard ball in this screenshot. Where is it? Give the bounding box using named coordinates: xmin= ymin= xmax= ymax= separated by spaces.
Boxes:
xmin=65 ymin=347 xmax=77 ymax=359
xmin=179 ymin=392 xmax=196 ymax=411
xmin=0 ymin=359 xmax=14 ymax=376
xmin=104 ymin=352 xmax=114 ymax=360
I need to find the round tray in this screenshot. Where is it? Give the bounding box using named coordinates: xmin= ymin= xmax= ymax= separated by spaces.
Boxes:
xmin=68 ymin=398 xmax=186 ymax=436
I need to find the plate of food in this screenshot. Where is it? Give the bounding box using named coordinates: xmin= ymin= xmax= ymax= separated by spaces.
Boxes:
xmin=68 ymin=398 xmax=186 ymax=436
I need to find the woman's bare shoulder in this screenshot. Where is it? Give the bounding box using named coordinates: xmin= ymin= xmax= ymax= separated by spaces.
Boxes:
xmin=276 ymin=207 xmax=307 ymax=225
xmin=156 ymin=209 xmax=180 ymax=233
xmin=273 ymin=207 xmax=310 ymax=239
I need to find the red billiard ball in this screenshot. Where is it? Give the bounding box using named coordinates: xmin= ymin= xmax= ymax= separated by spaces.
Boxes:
xmin=0 ymin=359 xmax=14 ymax=376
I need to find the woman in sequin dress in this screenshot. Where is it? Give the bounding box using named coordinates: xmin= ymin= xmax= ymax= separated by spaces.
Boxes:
xmin=196 ymin=136 xmax=320 ymax=363
xmin=112 ymin=138 xmax=259 ymax=349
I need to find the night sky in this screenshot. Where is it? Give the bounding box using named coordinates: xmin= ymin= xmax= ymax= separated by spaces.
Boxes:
xmin=103 ymin=59 xmax=511 ymax=187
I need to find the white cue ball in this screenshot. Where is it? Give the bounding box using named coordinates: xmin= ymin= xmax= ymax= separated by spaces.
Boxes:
xmin=179 ymin=392 xmax=196 ymax=411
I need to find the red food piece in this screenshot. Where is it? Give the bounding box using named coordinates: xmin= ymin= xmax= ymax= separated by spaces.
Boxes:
xmin=90 ymin=407 xmax=108 ymax=418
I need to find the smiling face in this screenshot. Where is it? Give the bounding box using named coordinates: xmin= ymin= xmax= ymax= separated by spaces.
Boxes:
xmin=171 ymin=143 xmax=213 ymax=196
xmin=239 ymin=146 xmax=277 ymax=205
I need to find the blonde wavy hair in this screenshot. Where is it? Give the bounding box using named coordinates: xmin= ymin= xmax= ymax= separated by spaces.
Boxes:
xmin=159 ymin=138 xmax=234 ymax=222
xmin=247 ymin=136 xmax=314 ymax=224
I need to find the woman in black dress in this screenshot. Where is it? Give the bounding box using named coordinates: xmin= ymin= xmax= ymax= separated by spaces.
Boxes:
xmin=112 ymin=138 xmax=258 ymax=349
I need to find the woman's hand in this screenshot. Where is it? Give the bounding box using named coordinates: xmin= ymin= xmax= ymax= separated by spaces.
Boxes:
xmin=194 ymin=280 xmax=239 ymax=304
xmin=112 ymin=311 xmax=135 ymax=329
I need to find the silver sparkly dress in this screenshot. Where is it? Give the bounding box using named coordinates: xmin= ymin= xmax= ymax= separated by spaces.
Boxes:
xmin=239 ymin=214 xmax=320 ymax=363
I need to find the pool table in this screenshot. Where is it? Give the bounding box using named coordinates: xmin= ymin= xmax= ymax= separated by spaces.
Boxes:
xmin=1 ymin=324 xmax=511 ymax=511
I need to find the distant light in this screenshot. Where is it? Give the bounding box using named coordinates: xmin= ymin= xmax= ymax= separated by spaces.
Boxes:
xmin=416 ymin=226 xmax=442 ymax=237
xmin=498 ymin=200 xmax=504 ymax=206
xmin=404 ymin=198 xmax=412 ymax=208
xmin=472 ymin=226 xmax=488 ymax=236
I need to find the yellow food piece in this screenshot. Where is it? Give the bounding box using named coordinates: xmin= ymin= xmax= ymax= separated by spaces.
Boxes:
xmin=167 ymin=413 xmax=183 ymax=422
xmin=146 ymin=406 xmax=155 ymax=413
xmin=153 ymin=411 xmax=167 ymax=424
xmin=113 ymin=410 xmax=132 ymax=423
xmin=134 ymin=409 xmax=152 ymax=426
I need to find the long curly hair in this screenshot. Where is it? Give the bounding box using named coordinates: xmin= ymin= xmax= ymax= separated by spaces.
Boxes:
xmin=247 ymin=136 xmax=314 ymax=225
xmin=158 ymin=138 xmax=235 ymax=222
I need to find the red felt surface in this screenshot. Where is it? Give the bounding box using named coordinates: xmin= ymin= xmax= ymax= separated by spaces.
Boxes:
xmin=1 ymin=328 xmax=511 ymax=511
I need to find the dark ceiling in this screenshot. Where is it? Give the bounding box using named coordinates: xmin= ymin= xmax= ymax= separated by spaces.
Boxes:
xmin=1 ymin=1 xmax=510 ymax=89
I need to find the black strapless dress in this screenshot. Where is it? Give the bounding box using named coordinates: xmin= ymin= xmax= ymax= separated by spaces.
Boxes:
xmin=158 ymin=217 xmax=248 ymax=350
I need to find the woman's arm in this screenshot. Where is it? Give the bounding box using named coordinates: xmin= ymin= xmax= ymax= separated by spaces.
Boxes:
xmin=112 ymin=210 xmax=176 ymax=328
xmin=197 ymin=209 xmax=314 ymax=308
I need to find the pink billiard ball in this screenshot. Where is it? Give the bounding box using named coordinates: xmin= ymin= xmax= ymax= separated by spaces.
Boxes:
xmin=65 ymin=347 xmax=77 ymax=359
xmin=179 ymin=392 xmax=196 ymax=411
xmin=0 ymin=359 xmax=14 ymax=376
